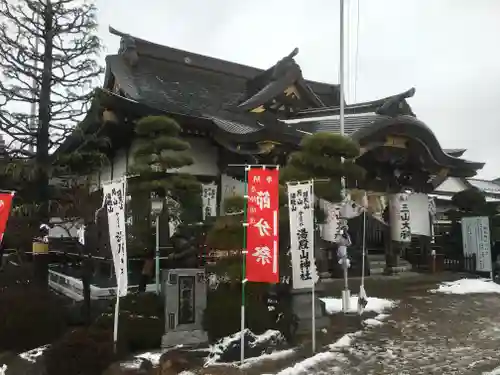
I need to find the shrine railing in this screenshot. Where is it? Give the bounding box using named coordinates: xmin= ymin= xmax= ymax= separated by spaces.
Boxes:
xmin=408 ymin=252 xmax=476 ymax=274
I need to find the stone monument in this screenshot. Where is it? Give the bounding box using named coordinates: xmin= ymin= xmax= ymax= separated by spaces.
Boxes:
xmin=161 ymin=268 xmax=208 ymax=348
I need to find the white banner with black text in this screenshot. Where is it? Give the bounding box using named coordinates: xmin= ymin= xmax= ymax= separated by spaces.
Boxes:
xmin=102 ymin=178 xmax=128 ymax=297
xmin=202 ymin=183 xmax=218 ymax=220
xmin=288 ymin=182 xmax=318 ymax=289
xmin=389 ymin=193 xmax=411 ymax=243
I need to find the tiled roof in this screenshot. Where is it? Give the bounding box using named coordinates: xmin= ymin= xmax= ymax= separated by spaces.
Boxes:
xmin=282 ymin=113 xmax=384 ymax=135
xmin=130 ymin=56 xmax=246 ymax=116
xmin=467 ymin=179 xmax=500 ymax=194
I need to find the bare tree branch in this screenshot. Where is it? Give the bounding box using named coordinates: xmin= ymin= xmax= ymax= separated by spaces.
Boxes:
xmin=0 ymin=0 xmax=104 ymax=153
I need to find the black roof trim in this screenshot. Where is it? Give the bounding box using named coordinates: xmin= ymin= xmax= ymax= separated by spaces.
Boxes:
xmin=350 ymin=115 xmax=485 ymax=171
xmin=293 ymin=87 xmax=416 ymax=118
xmin=234 ymin=48 xmax=326 ymax=112
xmin=443 ymin=148 xmax=467 ymax=157
xmin=108 ymin=26 xmax=339 ymax=104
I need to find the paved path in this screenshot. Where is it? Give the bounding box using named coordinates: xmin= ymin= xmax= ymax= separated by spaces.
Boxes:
xmin=313 ymin=284 xmax=500 ymax=374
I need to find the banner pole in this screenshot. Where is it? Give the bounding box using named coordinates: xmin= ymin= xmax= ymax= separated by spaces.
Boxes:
xmin=113 ymin=272 xmax=121 ymax=354
xmin=310 ymin=180 xmax=316 ymax=353
xmin=240 ymin=165 xmax=249 ymax=365
xmin=155 ymin=215 xmax=160 ymax=294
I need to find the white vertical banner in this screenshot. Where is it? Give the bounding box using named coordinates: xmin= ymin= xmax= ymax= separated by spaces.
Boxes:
xmin=462 ymin=216 xmax=492 ymax=273
xmin=407 ymin=193 xmax=431 ymax=236
xmin=202 ymin=183 xmax=217 ymax=220
xmin=389 ymin=193 xmax=411 ymax=242
xmin=288 ymin=181 xmax=318 ymax=289
xmin=319 ymin=199 xmax=340 ymax=242
xmin=102 ymin=178 xmax=128 ymax=297
xmin=77 ymin=224 xmax=85 ymax=245
xmin=476 ymin=217 xmax=492 ymax=273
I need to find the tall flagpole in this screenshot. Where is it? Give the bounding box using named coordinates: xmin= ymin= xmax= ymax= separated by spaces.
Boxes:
xmin=339 ymin=0 xmax=345 ymax=137
xmin=339 ymin=0 xmax=351 ymax=314
xmin=310 ymin=180 xmax=316 ymax=353
xmin=240 ymin=165 xmax=249 ymax=364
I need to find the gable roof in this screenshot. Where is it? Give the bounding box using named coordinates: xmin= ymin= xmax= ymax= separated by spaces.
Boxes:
xmin=106 ymin=27 xmax=340 ymax=124
xmin=467 ymin=178 xmax=500 ymax=195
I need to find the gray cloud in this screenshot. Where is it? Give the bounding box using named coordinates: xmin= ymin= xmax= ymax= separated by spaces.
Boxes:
xmin=96 ymin=0 xmax=500 ymax=179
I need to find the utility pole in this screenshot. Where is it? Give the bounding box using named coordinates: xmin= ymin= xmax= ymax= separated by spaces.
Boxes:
xmin=339 ymin=0 xmax=351 ymax=314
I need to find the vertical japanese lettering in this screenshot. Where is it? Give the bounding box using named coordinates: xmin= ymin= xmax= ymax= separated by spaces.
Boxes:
xmin=246 ymin=168 xmax=279 ymax=283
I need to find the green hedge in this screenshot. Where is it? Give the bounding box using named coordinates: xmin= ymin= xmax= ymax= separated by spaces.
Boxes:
xmin=44 ymin=327 xmax=117 ymax=375
xmin=203 ymin=283 xmax=276 ymax=342
xmin=92 ymin=293 xmax=164 ymax=352
xmin=0 ymin=287 xmax=67 ymax=352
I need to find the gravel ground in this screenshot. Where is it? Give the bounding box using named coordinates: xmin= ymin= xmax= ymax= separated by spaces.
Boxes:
xmin=207 ymin=272 xmax=500 ymax=375
xmin=307 ymin=273 xmax=500 ymax=375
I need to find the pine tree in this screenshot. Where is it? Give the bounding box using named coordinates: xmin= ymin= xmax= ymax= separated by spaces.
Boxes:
xmin=129 ymin=115 xmax=201 ymax=246
xmin=0 ymin=0 xmax=103 ymax=226
xmin=280 ymin=132 xmax=365 ymax=201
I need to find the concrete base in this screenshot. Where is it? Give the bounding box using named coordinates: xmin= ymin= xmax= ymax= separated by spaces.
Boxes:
xmin=291 ymin=284 xmax=330 ymax=334
xmin=161 ymin=329 xmax=209 ymax=349
xmin=341 ymin=289 xmax=351 ymax=313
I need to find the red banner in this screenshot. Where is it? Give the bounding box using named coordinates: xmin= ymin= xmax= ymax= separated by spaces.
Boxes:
xmin=0 ymin=193 xmax=14 ymax=243
xmin=246 ymin=168 xmax=279 ymax=283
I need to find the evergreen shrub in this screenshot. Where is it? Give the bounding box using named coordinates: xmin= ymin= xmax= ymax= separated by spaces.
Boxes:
xmin=93 ymin=292 xmax=164 ymax=352
xmin=44 ymin=327 xmax=116 ymax=375
xmin=203 ymin=282 xmax=276 ymax=342
xmin=0 ymin=287 xmax=66 ymax=352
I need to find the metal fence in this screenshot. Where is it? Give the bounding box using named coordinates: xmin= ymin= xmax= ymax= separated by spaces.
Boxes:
xmin=409 ymin=252 xmax=476 ymax=274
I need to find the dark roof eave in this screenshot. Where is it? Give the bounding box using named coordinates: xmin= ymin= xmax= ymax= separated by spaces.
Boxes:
xmin=293 ymin=87 xmax=416 ymax=118
xmin=235 ymin=74 xmax=298 ymax=111
xmin=350 ymin=115 xmax=484 ymax=172
xmin=57 ymin=89 xmax=220 ymax=154
xmin=108 ymin=26 xmax=340 ymax=98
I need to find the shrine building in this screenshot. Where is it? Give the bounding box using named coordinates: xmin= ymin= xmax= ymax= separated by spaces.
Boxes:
xmin=58 ymin=26 xmax=485 ymax=260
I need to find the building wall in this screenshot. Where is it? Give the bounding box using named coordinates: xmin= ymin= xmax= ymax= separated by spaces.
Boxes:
xmin=220 ymin=173 xmax=246 ymax=213
xmin=100 ymin=161 xmax=112 ymax=186
xmin=94 ymin=137 xmax=220 ymax=188
xmin=125 ymin=136 xmax=219 ymax=178
xmin=112 ymin=148 xmax=128 ymax=179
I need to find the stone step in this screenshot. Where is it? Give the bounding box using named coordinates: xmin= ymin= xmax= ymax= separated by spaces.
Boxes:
xmin=370 ymin=264 xmax=412 ymax=275
xmin=369 ymin=259 xmax=411 ymax=266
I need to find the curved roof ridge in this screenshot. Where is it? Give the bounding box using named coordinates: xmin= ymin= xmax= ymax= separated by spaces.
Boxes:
xmin=108 ymin=26 xmax=339 ymax=93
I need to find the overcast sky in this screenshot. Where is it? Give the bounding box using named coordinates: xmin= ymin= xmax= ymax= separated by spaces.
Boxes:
xmin=96 ymin=0 xmax=500 ymax=180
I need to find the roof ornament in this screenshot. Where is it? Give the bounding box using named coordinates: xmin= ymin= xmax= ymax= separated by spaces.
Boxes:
xmin=271 ymin=47 xmax=300 ymax=81
xmin=118 ymin=35 xmax=138 ymax=67
xmin=376 ymin=87 xmax=416 ymax=117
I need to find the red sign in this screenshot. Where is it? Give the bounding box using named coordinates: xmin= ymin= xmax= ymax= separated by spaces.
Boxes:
xmin=0 ymin=193 xmax=14 ymax=243
xmin=246 ymin=168 xmax=279 ymax=283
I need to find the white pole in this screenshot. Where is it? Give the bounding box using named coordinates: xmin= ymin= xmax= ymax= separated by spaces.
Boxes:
xmin=113 ymin=273 xmax=121 ymax=353
xmin=339 ymin=0 xmax=350 ymax=314
xmin=339 ymin=0 xmax=345 ymax=137
xmin=361 ymin=194 xmax=367 ymax=284
xmin=155 ymin=215 xmax=160 ymax=294
xmin=311 ymin=180 xmax=316 ymax=353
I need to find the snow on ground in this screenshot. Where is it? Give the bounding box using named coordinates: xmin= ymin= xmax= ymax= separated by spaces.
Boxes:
xmin=273 ymin=350 xmax=346 ymax=375
xmin=484 ymin=367 xmax=500 ymax=375
xmin=320 ymin=295 xmax=397 ymax=315
xmin=204 ymin=329 xmax=293 ymax=368
xmin=239 ymin=349 xmax=296 ymax=369
xmin=274 ymin=303 xmax=397 ymax=375
xmin=134 ymin=351 xmax=164 ymax=365
xmin=18 ymin=345 xmax=50 ymax=363
xmin=431 ymin=278 xmax=500 ymax=295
